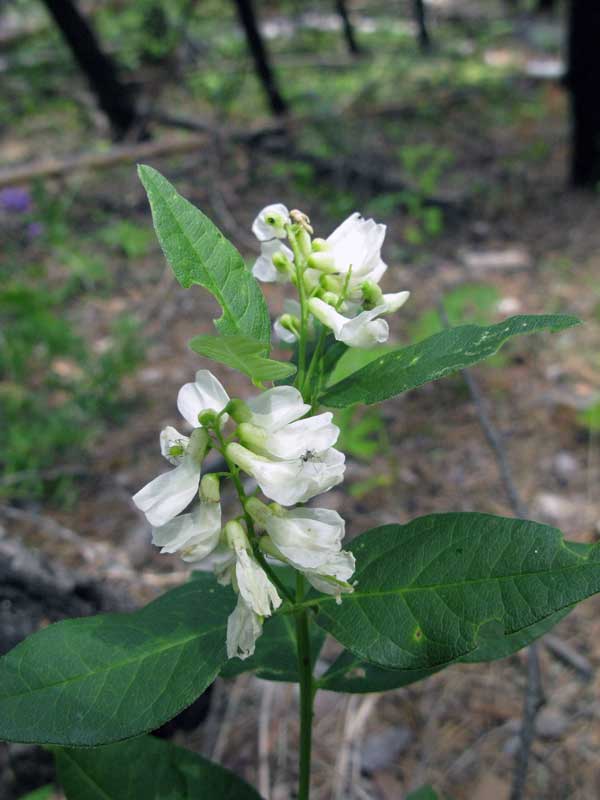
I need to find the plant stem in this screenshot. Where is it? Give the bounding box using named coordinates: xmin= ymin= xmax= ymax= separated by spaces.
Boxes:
xmin=295 ymin=573 xmax=314 ymax=800
xmin=286 ymin=224 xmax=309 ymax=390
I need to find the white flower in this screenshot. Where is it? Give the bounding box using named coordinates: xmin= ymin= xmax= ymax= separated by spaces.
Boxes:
xmin=225 ymin=521 xmax=281 ymax=617
xmin=226 ymin=443 xmax=345 ymax=506
xmin=303 ymin=550 xmax=356 ymax=603
xmin=132 ymin=427 xmax=208 ymax=527
xmin=252 ymin=203 xmax=290 ymax=241
xmin=245 ymin=386 xmax=310 ymax=431
xmin=326 ymin=212 xmax=387 ymax=282
xmin=160 ymin=426 xmax=190 ymax=465
xmin=248 ymin=500 xmax=345 ymax=570
xmin=227 ymin=596 xmax=263 ymax=660
xmin=238 ymin=412 xmax=339 ymax=460
xmin=177 ymin=370 xmax=230 ymax=428
xmin=151 ymin=500 xmax=221 ymax=563
xmin=253 ymin=240 xmax=293 ymax=283
xmin=309 ymin=292 xmax=409 ymax=348
xmin=274 ymin=299 xmax=301 ymax=343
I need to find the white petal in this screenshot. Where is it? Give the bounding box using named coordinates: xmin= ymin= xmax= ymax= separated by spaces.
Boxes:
xmin=310 ymin=298 xmax=390 ymax=348
xmin=252 ymin=240 xmax=293 ymax=283
xmin=227 ymin=597 xmax=263 ymax=660
xmin=132 ymin=456 xmax=200 ymax=527
xmin=235 ymin=549 xmax=281 ymax=617
xmin=246 ymin=386 xmax=310 ymax=431
xmin=160 ymin=426 xmax=190 ymax=465
xmin=308 ymin=298 xmax=347 ymax=339
xmin=177 ymin=370 xmax=230 ymax=428
xmin=274 ymin=316 xmax=297 ymax=343
xmin=304 ymin=550 xmax=356 ymax=598
xmin=151 ymin=502 xmax=221 ymax=561
xmin=260 ymin=413 xmax=340 ymax=459
xmin=382 ymin=290 xmax=410 ymax=313
xmin=326 ymin=213 xmax=386 ymax=276
xmin=252 ymin=203 xmax=290 ymax=241
xmin=192 ymin=543 xmax=236 ymax=583
xmin=227 ymin=443 xmax=345 ymax=506
xmin=266 ymin=507 xmax=345 ymax=569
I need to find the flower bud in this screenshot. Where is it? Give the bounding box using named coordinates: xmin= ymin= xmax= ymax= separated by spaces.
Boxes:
xmin=278 ymin=313 xmax=300 ymax=338
xmin=361 ymin=280 xmax=384 ymax=310
xmin=311 ymin=237 xmax=328 ymax=252
xmin=308 ymin=251 xmax=337 ymax=273
xmin=226 ymin=398 xmax=252 ymax=424
xmin=319 ymin=274 xmax=343 ymax=293
xmin=200 ymin=473 xmax=220 ymax=503
xmin=187 ymin=427 xmax=210 ymax=465
xmin=198 ymin=408 xmax=219 ymax=428
xmin=296 ymin=228 xmax=312 ymax=259
xmin=238 ymin=422 xmax=268 ymax=453
xmin=320 ymin=291 xmax=339 ymax=307
xmin=272 ymin=250 xmax=292 ymax=274
xmin=224 ymin=519 xmax=249 ymax=552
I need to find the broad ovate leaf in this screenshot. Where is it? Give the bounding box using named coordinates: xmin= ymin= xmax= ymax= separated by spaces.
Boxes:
xmin=0 ymin=574 xmax=234 ymax=745
xmin=54 ymin=736 xmax=261 ymax=799
xmin=312 ymin=513 xmax=600 ymax=670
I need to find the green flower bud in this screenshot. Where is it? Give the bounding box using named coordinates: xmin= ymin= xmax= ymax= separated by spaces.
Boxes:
xmin=320 ymin=291 xmax=339 ymax=307
xmin=272 ymin=251 xmax=292 ymax=273
xmin=278 ymin=313 xmax=300 ymax=337
xmin=320 ymin=274 xmax=343 ymax=293
xmin=225 ymin=398 xmax=252 ymax=423
xmin=187 ymin=427 xmax=209 ymax=465
xmin=311 ymin=237 xmax=328 ymax=252
xmin=238 ymin=422 xmax=268 ymax=453
xmin=224 ymin=519 xmax=249 ymax=552
xmin=200 ymin=473 xmax=220 ymax=503
xmin=297 ymin=229 xmax=312 ymax=259
xmin=308 ymin=251 xmax=337 ymax=273
xmin=361 ymin=280 xmax=384 ymax=310
xmin=198 ymin=408 xmax=218 ymax=428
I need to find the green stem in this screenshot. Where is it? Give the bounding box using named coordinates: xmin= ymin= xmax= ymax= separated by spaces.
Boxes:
xmin=295 ymin=573 xmax=314 ymax=800
xmin=286 ymin=225 xmax=309 ymax=391
xmin=303 ymin=328 xmax=327 ymax=405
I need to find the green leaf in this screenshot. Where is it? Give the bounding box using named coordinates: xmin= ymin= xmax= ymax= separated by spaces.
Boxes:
xmin=319 ymin=314 xmax=581 ymax=407
xmin=220 ymin=612 xmax=325 ymax=682
xmin=17 ymin=787 xmax=54 ymax=800
xmin=138 ymin=165 xmax=270 ymax=345
xmin=54 ymin=735 xmax=261 ymax=800
xmin=406 ymin=787 xmax=439 ymax=800
xmin=317 ymin=606 xmax=572 ymax=693
xmin=189 ymin=333 xmax=295 ymax=383
xmin=310 ymin=513 xmax=600 ymax=670
xmin=0 ymin=573 xmax=234 ymax=745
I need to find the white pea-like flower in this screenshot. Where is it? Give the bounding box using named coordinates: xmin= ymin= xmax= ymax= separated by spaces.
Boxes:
xmin=252 ymin=203 xmax=290 ymax=241
xmin=227 ymin=596 xmax=263 ymax=660
xmin=309 ymin=291 xmax=410 ymax=348
xmin=326 ymin=212 xmax=387 ymax=282
xmin=151 ymin=501 xmax=221 ymax=562
xmin=226 ymin=442 xmax=345 ymax=506
xmin=225 ymin=521 xmax=281 ymax=617
xmin=238 ymin=412 xmax=339 ymax=460
xmin=244 ymin=385 xmax=310 ymax=431
xmin=247 ymin=499 xmax=345 ymax=570
xmin=132 ymin=427 xmax=209 ymax=527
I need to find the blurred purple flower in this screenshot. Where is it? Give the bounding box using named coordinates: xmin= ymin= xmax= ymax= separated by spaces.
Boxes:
xmin=27 ymin=221 xmax=44 ymax=240
xmin=0 ymin=187 xmax=32 ymax=214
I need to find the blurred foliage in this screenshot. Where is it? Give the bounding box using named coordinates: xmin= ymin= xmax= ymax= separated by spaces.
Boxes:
xmin=0 ymin=188 xmax=145 ymax=504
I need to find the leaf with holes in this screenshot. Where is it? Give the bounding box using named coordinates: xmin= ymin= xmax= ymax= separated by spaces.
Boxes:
xmin=189 ymin=333 xmax=295 ymax=384
xmin=309 ymin=513 xmax=600 ymax=670
xmin=0 ymin=573 xmax=234 ymax=745
xmin=319 ymin=314 xmax=580 ymax=407
xmin=54 ymin=735 xmax=261 ymax=799
xmin=138 ymin=165 xmax=270 ymax=346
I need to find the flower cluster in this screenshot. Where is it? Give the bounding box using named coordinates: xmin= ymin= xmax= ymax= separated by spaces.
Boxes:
xmin=133 ymin=370 xmax=353 ymax=660
xmin=252 ymin=204 xmax=410 ymax=348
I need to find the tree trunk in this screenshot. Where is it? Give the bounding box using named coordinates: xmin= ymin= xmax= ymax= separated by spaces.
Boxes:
xmin=413 ymin=0 xmax=431 ymax=51
xmin=40 ymin=0 xmax=140 ymax=140
xmin=334 ymin=0 xmax=361 ymax=56
xmin=568 ymin=0 xmax=600 ymax=187
xmin=231 ymin=0 xmax=287 ymax=115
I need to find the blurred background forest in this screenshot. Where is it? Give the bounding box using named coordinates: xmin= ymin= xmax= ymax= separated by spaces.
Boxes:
xmin=1 ymin=0 xmax=599 ymax=798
